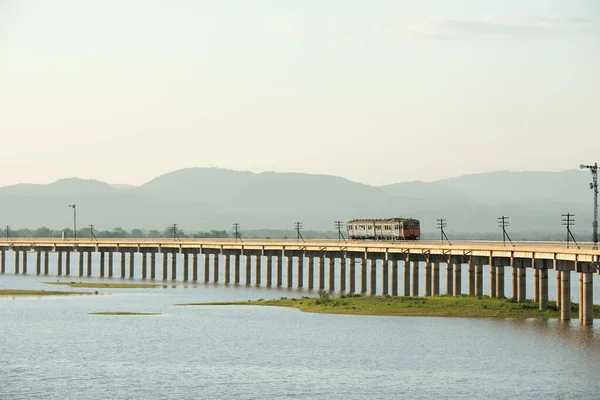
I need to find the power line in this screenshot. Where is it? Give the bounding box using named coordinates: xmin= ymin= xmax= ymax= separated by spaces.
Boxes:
xmin=334 ymin=221 xmax=346 ymax=242
xmin=68 ymin=204 xmax=77 ymax=240
xmin=580 ymin=163 xmax=598 ymax=249
xmin=89 ymin=224 xmax=97 ymax=241
xmin=233 ymin=223 xmax=242 ymax=242
xmin=561 ymin=213 xmax=580 ymax=249
xmin=436 ymin=218 xmax=451 ymax=245
xmin=294 ymin=221 xmax=305 ymax=242
xmin=172 ymin=223 xmax=180 ymax=241
xmin=5 ymin=226 xmax=12 ymax=240
xmin=498 ymin=216 xmax=514 ymax=247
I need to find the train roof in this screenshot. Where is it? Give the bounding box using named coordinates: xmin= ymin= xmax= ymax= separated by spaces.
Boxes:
xmin=347 ymin=218 xmax=418 ymax=224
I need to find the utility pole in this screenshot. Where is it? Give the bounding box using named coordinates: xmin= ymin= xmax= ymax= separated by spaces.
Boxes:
xmin=172 ymin=223 xmax=180 ymax=241
xmin=561 ymin=213 xmax=579 ymax=249
xmin=436 ymin=218 xmax=451 ymax=245
xmin=89 ymin=224 xmax=97 ymax=241
xmin=580 ymin=163 xmax=598 ymax=249
xmin=233 ymin=223 xmax=242 ymax=242
xmin=334 ymin=221 xmax=346 ymax=242
xmin=294 ymin=221 xmax=305 ymax=242
xmin=498 ymin=216 xmax=514 ymax=246
xmin=68 ymin=204 xmax=77 ymax=240
xmin=5 ymin=226 xmax=12 ymax=240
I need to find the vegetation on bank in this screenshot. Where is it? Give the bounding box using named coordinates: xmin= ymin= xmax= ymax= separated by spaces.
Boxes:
xmin=0 ymin=289 xmax=95 ymax=297
xmin=179 ymin=291 xmax=600 ymax=319
xmin=90 ymin=311 xmax=161 ymax=316
xmin=45 ymin=282 xmax=161 ymax=289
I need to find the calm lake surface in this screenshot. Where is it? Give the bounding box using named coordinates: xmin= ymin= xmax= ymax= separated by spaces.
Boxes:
xmin=1 ymin=253 xmax=600 ymax=399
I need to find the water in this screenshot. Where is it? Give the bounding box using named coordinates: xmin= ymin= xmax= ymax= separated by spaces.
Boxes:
xmin=1 ymin=265 xmax=600 ymax=399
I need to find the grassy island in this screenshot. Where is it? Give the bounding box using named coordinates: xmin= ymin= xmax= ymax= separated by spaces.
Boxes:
xmin=179 ymin=292 xmax=600 ymax=319
xmin=90 ymin=311 xmax=161 ymax=316
xmin=45 ymin=282 xmax=161 ymax=289
xmin=0 ymin=289 xmax=94 ymax=297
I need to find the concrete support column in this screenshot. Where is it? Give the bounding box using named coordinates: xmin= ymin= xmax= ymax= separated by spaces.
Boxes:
xmin=120 ymin=252 xmax=126 ymax=278
xmin=141 ymin=252 xmax=147 ymax=280
xmin=276 ymin=255 xmax=283 ymax=287
xmin=382 ymin=260 xmax=389 ymax=295
xmin=150 ymin=252 xmax=156 ymax=280
xmin=391 ymin=260 xmax=398 ymax=296
xmin=244 ymin=255 xmax=251 ymax=285
xmin=297 ymin=256 xmax=303 ymax=288
xmin=213 ymin=254 xmax=219 ymax=282
xmin=171 ymin=252 xmax=177 ymax=281
xmin=432 ymin=262 xmax=440 ymax=296
xmin=412 ymin=261 xmax=419 ymax=297
xmin=65 ymin=251 xmax=70 ymax=276
xmin=517 ymin=267 xmax=526 ymax=302
xmin=59 ymin=251 xmax=64 ymax=276
xmin=475 ymin=265 xmax=483 ymax=296
xmin=44 ymin=251 xmax=49 ymax=275
xmin=579 ymin=273 xmax=584 ymax=322
xmin=582 ymin=272 xmax=593 ymax=325
xmin=489 ymin=265 xmax=496 ymax=298
xmin=511 ymin=266 xmax=518 ymax=300
xmin=329 ymin=257 xmax=336 ymax=292
xmin=204 ymin=254 xmax=210 ymax=283
xmin=360 ymin=258 xmax=367 ymax=293
xmin=265 ymin=256 xmax=272 ymax=287
xmin=13 ymin=250 xmax=20 ymax=274
xmin=255 ymin=255 xmax=262 ymax=286
xmin=539 ymin=268 xmax=548 ymax=311
xmin=224 ymin=255 xmax=231 ymax=283
xmin=533 ymin=268 xmax=539 ymax=303
xmin=453 ymin=263 xmax=461 ymax=296
xmin=162 ymin=252 xmax=168 ymax=280
xmin=468 ymin=261 xmax=474 ymax=296
xmin=349 ymin=259 xmax=356 ymax=293
xmin=556 ymin=271 xmax=562 ymax=310
xmin=36 ymin=251 xmax=41 ymax=275
xmin=424 ymin=262 xmax=432 ymax=297
xmin=286 ymin=257 xmax=293 ymax=288
xmin=370 ymin=259 xmax=377 ymax=295
xmin=22 ymin=251 xmax=28 ymax=274
xmin=340 ymin=258 xmax=346 ymax=292
xmin=192 ymin=253 xmax=198 ymax=282
xmin=560 ymin=270 xmax=571 ymax=321
xmin=307 ymin=257 xmax=314 ymax=289
xmin=129 ymin=252 xmax=135 ymax=278
xmin=183 ymin=253 xmax=189 ymax=282
xmin=496 ymin=266 xmax=504 ymax=298
xmin=107 ymin=252 xmax=113 ymax=278
xmin=446 ymin=263 xmax=453 ymax=296
xmin=319 ymin=257 xmax=326 ymax=290
xmin=0 ymin=250 xmax=5 ymax=274
xmin=403 ymin=260 xmax=411 ymax=296
xmin=232 ymin=254 xmax=239 ymax=283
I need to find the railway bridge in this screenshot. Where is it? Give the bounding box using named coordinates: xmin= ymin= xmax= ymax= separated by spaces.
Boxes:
xmin=0 ymin=239 xmax=598 ymax=325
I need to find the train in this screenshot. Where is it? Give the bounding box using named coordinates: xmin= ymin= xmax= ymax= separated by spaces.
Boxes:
xmin=347 ymin=218 xmax=420 ymax=240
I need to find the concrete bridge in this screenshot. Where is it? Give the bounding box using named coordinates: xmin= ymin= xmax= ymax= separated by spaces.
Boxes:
xmin=1 ymin=239 xmax=598 ymax=325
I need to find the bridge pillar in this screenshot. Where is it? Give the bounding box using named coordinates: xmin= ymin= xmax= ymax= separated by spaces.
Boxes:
xmin=475 ymin=264 xmax=483 ymax=296
xmin=467 ymin=261 xmax=474 ymax=296
xmin=141 ymin=252 xmax=147 ymax=280
xmin=489 ymin=265 xmax=496 ymax=298
xmin=276 ymin=255 xmax=282 ymax=287
xmin=533 ymin=268 xmax=539 ymax=302
xmin=556 ymin=271 xmax=561 ymax=310
xmin=120 ymin=251 xmax=126 ymax=278
xmin=266 ymin=255 xmax=272 ymax=287
xmin=539 ymin=268 xmax=548 ymax=310
xmin=517 ymin=266 xmax=526 ymax=302
xmin=579 ymin=272 xmax=584 ymax=322
xmin=329 ymin=257 xmax=336 ymax=292
xmin=255 ymin=255 xmax=262 ymax=286
xmin=224 ymin=254 xmax=231 ymax=284
xmin=411 ymin=261 xmax=419 ymax=296
xmin=297 ymin=255 xmax=304 ymax=288
xmin=213 ymin=254 xmax=220 ymax=283
xmin=44 ymin=251 xmax=49 ymax=275
xmin=59 ymin=251 xmax=64 ymax=276
xmin=204 ymin=254 xmax=210 ymax=283
xmin=319 ymin=256 xmax=326 ymax=290
xmin=349 ymin=258 xmax=356 ymax=293
xmin=340 ymin=257 xmax=347 ymax=292
xmin=0 ymin=250 xmax=4 ymax=273
xmin=370 ymin=259 xmax=377 ymax=295
xmin=36 ymin=251 xmax=41 ymax=275
xmin=382 ymin=259 xmax=389 ymax=295
xmin=150 ymin=251 xmax=156 ymax=280
xmin=85 ymin=251 xmax=91 ymax=277
xmin=453 ymin=263 xmax=462 ymax=296
xmin=244 ymin=255 xmax=251 ymax=285
xmin=287 ymin=256 xmax=293 ymax=288
xmin=432 ymin=262 xmax=440 ymax=296
xmin=171 ymin=252 xmax=178 ymax=281
xmin=235 ymin=254 xmax=241 ymax=284
xmin=403 ymin=260 xmax=411 ymax=296
xmin=360 ymin=258 xmax=367 ymax=293
xmin=13 ymin=250 xmax=19 ymax=274
xmin=560 ymin=270 xmax=571 ymax=321
xmin=424 ymin=261 xmax=432 ymax=296
xmin=391 ymin=260 xmax=398 ymax=296
xmin=511 ymin=264 xmax=517 ymax=300
xmin=496 ymin=266 xmax=504 ymax=298
xmin=183 ymin=252 xmax=189 ymax=282
xmin=65 ymin=251 xmax=70 ymax=276
xmin=22 ymin=250 xmax=28 ymax=274
xmin=446 ymin=262 xmax=453 ymax=296
xmin=307 ymin=256 xmax=314 ymax=289
xmin=582 ymin=272 xmax=594 ymax=325
xmin=108 ymin=251 xmax=114 ymax=278
xmin=129 ymin=251 xmax=135 ymax=279
xmin=192 ymin=252 xmax=198 ymax=281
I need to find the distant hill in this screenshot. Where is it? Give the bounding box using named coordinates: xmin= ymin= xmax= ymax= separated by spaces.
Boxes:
xmin=0 ymin=168 xmax=594 ymax=236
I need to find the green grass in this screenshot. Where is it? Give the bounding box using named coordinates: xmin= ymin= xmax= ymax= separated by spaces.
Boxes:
xmin=90 ymin=311 xmax=161 ymax=316
xmin=179 ymin=294 xmax=600 ymax=319
xmin=45 ymin=282 xmax=161 ymax=289
xmin=0 ymin=289 xmax=94 ymax=297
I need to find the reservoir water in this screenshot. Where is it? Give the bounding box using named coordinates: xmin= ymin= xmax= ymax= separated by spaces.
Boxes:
xmin=1 ymin=253 xmax=600 ymax=399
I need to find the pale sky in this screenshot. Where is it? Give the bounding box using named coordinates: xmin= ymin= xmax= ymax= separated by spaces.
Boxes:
xmin=1 ymin=0 xmax=599 ymax=187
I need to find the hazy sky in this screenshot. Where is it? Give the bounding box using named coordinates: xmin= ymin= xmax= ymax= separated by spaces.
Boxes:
xmin=1 ymin=0 xmax=599 ymax=187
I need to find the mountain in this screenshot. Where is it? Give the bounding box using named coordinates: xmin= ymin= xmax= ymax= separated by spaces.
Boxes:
xmin=0 ymin=168 xmax=594 ymax=235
